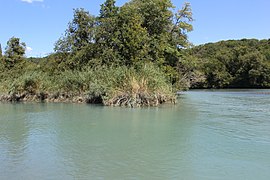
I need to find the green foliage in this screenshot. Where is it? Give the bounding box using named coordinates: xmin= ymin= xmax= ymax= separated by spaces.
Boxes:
xmin=1 ymin=0 xmax=194 ymax=106
xmin=5 ymin=67 xmax=57 ymax=95
xmin=1 ymin=60 xmax=175 ymax=106
xmin=2 ymin=0 xmax=269 ymax=107
xmin=53 ymin=0 xmax=193 ymax=73
xmin=187 ymin=39 xmax=270 ymax=88
xmin=95 ymin=0 xmax=121 ymax=65
xmin=116 ymin=4 xmax=150 ymax=65
xmin=132 ymin=0 xmax=173 ymax=36
xmin=3 ymin=37 xmax=26 ymax=68
xmin=170 ymin=3 xmax=193 ymax=48
xmin=99 ymin=0 xmax=119 ymax=18
xmin=0 ymin=43 xmax=2 ymax=58
xmin=203 ymin=59 xmax=233 ymax=88
xmin=5 ymin=37 xmax=26 ymax=58
xmin=54 ymin=8 xmax=96 ymax=53
xmin=73 ymin=63 xmax=175 ymax=106
xmin=176 ymin=53 xmax=206 ymax=89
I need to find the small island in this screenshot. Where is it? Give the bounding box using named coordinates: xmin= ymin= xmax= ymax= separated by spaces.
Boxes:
xmin=0 ymin=0 xmax=269 ymax=107
xmin=1 ymin=0 xmax=270 ymax=179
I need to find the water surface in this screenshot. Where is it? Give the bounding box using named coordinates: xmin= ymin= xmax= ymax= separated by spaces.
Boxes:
xmin=0 ymin=89 xmax=270 ymax=179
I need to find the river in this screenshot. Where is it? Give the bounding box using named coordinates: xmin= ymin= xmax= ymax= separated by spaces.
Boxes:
xmin=0 ymin=89 xmax=270 ymax=179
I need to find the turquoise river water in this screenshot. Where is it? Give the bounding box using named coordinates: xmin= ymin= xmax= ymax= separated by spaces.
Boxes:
xmin=0 ymin=90 xmax=270 ymax=179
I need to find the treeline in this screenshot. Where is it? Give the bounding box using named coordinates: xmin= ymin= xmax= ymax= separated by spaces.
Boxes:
xmin=53 ymin=0 xmax=193 ymax=83
xmin=0 ymin=0 xmax=193 ymax=106
xmin=1 ymin=0 xmax=269 ymax=107
xmin=186 ymin=39 xmax=270 ymax=88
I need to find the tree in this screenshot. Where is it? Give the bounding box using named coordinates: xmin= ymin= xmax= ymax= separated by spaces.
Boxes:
xmin=0 ymin=43 xmax=2 ymax=58
xmin=5 ymin=37 xmax=26 ymax=58
xmin=164 ymin=2 xmax=193 ymax=85
xmin=129 ymin=0 xmax=193 ymax=67
xmin=55 ymin=8 xmax=96 ymax=53
xmin=99 ymin=0 xmax=119 ymax=19
xmin=54 ymin=0 xmax=194 ymax=72
xmin=54 ymin=8 xmax=97 ymax=68
xmin=4 ymin=37 xmax=26 ymax=67
xmin=129 ymin=0 xmax=172 ymax=65
xmin=170 ymin=2 xmax=193 ymax=48
xmin=133 ymin=0 xmax=173 ymax=36
xmin=95 ymin=0 xmax=121 ymax=64
xmin=236 ymin=51 xmax=266 ymax=87
xmin=187 ymin=39 xmax=270 ymax=88
xmin=117 ymin=3 xmax=150 ymax=65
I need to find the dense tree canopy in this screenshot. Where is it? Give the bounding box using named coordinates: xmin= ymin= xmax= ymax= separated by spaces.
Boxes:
xmin=54 ymin=8 xmax=96 ymax=53
xmin=1 ymin=0 xmax=194 ymax=106
xmin=54 ymin=0 xmax=193 ymax=74
xmin=187 ymin=39 xmax=270 ymax=88
xmin=1 ymin=0 xmax=269 ymax=107
xmin=2 ymin=37 xmax=26 ymax=68
xmin=5 ymin=37 xmax=26 ymax=58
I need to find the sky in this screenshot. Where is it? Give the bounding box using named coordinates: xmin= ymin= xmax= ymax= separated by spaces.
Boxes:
xmin=0 ymin=0 xmax=269 ymax=57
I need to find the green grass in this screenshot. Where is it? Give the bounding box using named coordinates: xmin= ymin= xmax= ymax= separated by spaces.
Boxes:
xmin=0 ymin=62 xmax=176 ymax=106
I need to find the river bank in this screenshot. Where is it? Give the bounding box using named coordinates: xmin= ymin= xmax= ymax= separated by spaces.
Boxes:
xmin=0 ymin=63 xmax=176 ymax=107
xmin=0 ymin=91 xmax=176 ymax=107
xmin=0 ymin=92 xmax=89 ymax=104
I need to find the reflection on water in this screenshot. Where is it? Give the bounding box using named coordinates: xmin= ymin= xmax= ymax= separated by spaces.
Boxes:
xmin=0 ymin=90 xmax=270 ymax=179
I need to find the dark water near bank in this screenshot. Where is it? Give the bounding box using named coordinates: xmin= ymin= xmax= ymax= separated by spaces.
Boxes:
xmin=0 ymin=89 xmax=270 ymax=179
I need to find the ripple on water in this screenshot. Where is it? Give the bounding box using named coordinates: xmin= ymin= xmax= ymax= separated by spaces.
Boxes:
xmin=1 ymin=91 xmax=270 ymax=179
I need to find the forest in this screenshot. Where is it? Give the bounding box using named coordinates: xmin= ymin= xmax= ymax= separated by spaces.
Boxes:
xmin=187 ymin=39 xmax=270 ymax=88
xmin=0 ymin=0 xmax=269 ymax=106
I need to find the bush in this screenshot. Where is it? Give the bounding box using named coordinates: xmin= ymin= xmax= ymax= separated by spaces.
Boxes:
xmin=1 ymin=59 xmax=176 ymax=106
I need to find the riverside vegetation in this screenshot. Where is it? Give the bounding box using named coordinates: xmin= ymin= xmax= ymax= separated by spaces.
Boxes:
xmin=0 ymin=0 xmax=193 ymax=106
xmin=0 ymin=0 xmax=270 ymax=106
xmin=186 ymin=39 xmax=270 ymax=88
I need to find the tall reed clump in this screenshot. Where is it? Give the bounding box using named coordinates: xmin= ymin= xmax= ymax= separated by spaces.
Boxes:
xmin=98 ymin=63 xmax=176 ymax=107
xmin=1 ymin=62 xmax=176 ymax=106
xmin=8 ymin=71 xmax=48 ymax=94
